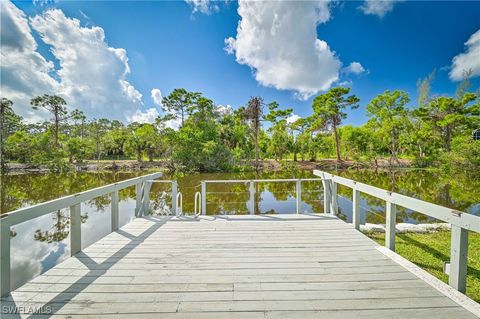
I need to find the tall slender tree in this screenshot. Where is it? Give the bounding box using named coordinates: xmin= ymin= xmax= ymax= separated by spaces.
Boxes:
xmin=31 ymin=95 xmax=68 ymax=146
xmin=1 ymin=98 xmax=14 ymax=173
xmin=244 ymin=97 xmax=264 ymax=171
xmin=312 ymin=87 xmax=360 ymax=161
xmin=162 ymin=88 xmax=199 ymax=127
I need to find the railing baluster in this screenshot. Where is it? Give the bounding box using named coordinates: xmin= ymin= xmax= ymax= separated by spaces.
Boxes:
xmin=331 ymin=181 xmax=338 ymax=215
xmin=0 ymin=216 xmax=11 ymax=297
xmin=111 ymin=190 xmax=119 ymax=231
xmin=296 ymin=179 xmax=301 ymax=214
xmin=352 ymin=186 xmax=360 ymax=230
xmin=135 ymin=183 xmax=143 ymax=217
xmin=249 ymin=181 xmax=255 ymax=215
xmin=70 ymin=203 xmax=82 ymax=256
xmin=201 ymin=181 xmax=206 ymax=215
xmin=449 ymin=225 xmax=469 ymax=293
xmin=171 ymin=181 xmax=178 ymax=216
xmin=385 ymin=200 xmax=396 ymax=251
xmin=322 ymin=179 xmax=331 ymax=214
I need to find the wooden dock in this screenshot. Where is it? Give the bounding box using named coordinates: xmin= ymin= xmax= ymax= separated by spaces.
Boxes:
xmin=2 ymin=214 xmax=477 ymax=318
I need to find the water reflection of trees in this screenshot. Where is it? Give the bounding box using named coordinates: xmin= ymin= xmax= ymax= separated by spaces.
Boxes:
xmin=33 ymin=209 xmax=88 ymax=243
xmin=3 ymin=169 xmax=479 ymax=230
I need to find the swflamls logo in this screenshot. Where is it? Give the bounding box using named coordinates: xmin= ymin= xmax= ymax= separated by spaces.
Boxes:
xmin=1 ymin=305 xmax=52 ymax=314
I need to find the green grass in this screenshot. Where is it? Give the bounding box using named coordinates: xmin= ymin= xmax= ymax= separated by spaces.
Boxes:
xmin=366 ymin=231 xmax=480 ymax=302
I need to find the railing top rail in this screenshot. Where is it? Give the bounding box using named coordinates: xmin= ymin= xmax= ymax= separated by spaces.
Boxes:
xmin=313 ymin=170 xmax=480 ymax=233
xmin=203 ymin=178 xmax=325 ymax=184
xmin=3 ymin=172 xmax=163 ymax=227
xmin=146 ymin=180 xmax=176 ymax=183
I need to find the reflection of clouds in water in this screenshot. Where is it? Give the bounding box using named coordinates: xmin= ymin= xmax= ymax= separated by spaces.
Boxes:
xmin=82 ymin=199 xmax=136 ymax=248
xmin=11 ymin=212 xmax=70 ymax=290
xmin=10 ymin=200 xmax=139 ymax=291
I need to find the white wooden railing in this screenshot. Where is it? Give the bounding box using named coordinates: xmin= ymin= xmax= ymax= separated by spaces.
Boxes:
xmin=0 ymin=172 xmax=163 ymax=297
xmin=314 ymin=170 xmax=480 ymax=294
xmin=200 ymin=178 xmax=323 ymax=215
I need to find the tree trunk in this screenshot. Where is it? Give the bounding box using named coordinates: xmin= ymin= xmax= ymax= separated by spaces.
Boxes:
xmin=445 ymin=126 xmax=452 ymax=152
xmin=254 ymin=128 xmax=259 ymax=172
xmin=54 ymin=111 xmax=59 ymax=147
xmin=0 ymin=105 xmax=4 ymax=174
xmin=333 ymin=123 xmax=341 ymax=161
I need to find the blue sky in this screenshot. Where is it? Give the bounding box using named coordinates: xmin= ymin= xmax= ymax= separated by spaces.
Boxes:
xmin=3 ymin=1 xmax=480 ymax=126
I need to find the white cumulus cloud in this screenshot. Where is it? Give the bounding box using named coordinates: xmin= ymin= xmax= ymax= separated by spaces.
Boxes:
xmin=216 ymin=104 xmax=233 ymax=116
xmin=127 ymin=107 xmax=160 ymax=124
xmin=1 ymin=1 xmax=144 ymax=122
xmin=185 ymin=0 xmax=219 ymax=14
xmin=224 ymin=0 xmax=342 ymax=100
xmin=151 ymin=88 xmax=163 ymax=106
xmin=30 ymin=9 xmax=143 ymax=120
xmin=286 ymin=114 xmax=301 ymax=124
xmin=449 ymin=29 xmax=480 ymax=81
xmin=343 ymin=62 xmax=366 ymax=75
xmin=0 ymin=0 xmax=59 ymax=122
xmin=359 ymin=0 xmax=402 ymax=18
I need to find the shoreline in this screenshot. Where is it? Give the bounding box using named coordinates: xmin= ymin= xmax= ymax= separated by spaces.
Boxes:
xmin=3 ymin=158 xmax=415 ymax=174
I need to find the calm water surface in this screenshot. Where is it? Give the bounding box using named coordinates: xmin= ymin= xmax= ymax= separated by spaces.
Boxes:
xmin=1 ymin=168 xmax=479 ymax=290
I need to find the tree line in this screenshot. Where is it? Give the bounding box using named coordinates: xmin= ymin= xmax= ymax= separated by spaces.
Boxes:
xmin=0 ymin=71 xmax=479 ymax=173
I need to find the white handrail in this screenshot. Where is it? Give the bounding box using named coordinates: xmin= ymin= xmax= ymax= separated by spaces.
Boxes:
xmin=313 ymin=169 xmax=479 ymax=294
xmin=176 ymin=192 xmax=183 ymax=216
xmin=200 ymin=178 xmax=325 ymax=215
xmin=0 ymin=172 xmax=163 ymax=297
xmin=194 ymin=192 xmax=201 ymax=216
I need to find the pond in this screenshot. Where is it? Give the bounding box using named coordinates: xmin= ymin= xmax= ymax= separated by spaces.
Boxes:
xmin=1 ymin=168 xmax=479 ymax=291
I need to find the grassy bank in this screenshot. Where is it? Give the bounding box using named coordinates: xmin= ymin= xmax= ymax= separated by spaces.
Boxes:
xmin=366 ymin=230 xmax=480 ymax=303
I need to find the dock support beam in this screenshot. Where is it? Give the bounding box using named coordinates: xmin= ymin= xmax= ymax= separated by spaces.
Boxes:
xmin=296 ymin=179 xmax=301 ymax=214
xmin=201 ymin=181 xmax=206 ymax=215
xmin=352 ymin=187 xmax=360 ymax=230
xmin=111 ymin=190 xmax=119 ymax=231
xmin=385 ymin=200 xmax=396 ymax=251
xmin=249 ymin=181 xmax=255 ymax=215
xmin=449 ymin=225 xmax=468 ymax=293
xmin=0 ymin=216 xmax=11 ymax=297
xmin=70 ymin=203 xmax=82 ymax=256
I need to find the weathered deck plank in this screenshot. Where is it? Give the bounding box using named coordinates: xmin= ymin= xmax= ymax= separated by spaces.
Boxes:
xmin=2 ymin=214 xmax=478 ymax=318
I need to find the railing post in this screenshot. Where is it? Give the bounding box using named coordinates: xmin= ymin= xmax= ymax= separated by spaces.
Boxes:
xmin=296 ymin=179 xmax=301 ymax=214
xmin=449 ymin=225 xmax=468 ymax=293
xmin=385 ymin=199 xmax=396 ymax=251
xmin=352 ymin=185 xmax=360 ymax=230
xmin=331 ymin=181 xmax=338 ymax=215
xmin=111 ymin=190 xmax=119 ymax=231
xmin=322 ymin=179 xmax=331 ymax=214
xmin=70 ymin=203 xmax=82 ymax=256
xmin=249 ymin=181 xmax=255 ymax=215
xmin=0 ymin=216 xmax=11 ymax=297
xmin=171 ymin=181 xmax=178 ymax=215
xmin=201 ymin=181 xmax=206 ymax=215
xmin=135 ymin=182 xmax=143 ymax=217
xmin=142 ymin=181 xmax=152 ymax=216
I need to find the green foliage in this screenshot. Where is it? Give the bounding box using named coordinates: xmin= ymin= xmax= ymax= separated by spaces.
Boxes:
xmin=5 ymin=131 xmax=34 ymax=163
xmin=3 ymin=81 xmax=479 ymax=172
xmin=366 ymin=90 xmax=410 ymax=164
xmin=172 ymin=112 xmax=233 ymax=172
xmin=312 ymin=87 xmax=360 ymax=160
